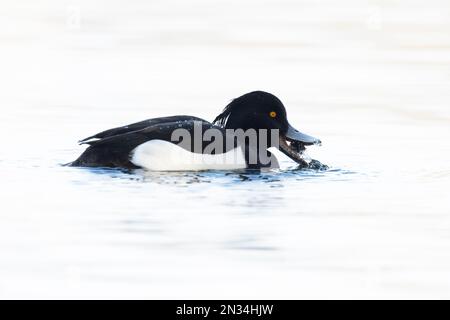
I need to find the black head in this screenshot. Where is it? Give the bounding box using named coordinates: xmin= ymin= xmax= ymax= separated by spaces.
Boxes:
xmin=213 ymin=91 xmax=321 ymax=166
xmin=213 ymin=91 xmax=289 ymax=132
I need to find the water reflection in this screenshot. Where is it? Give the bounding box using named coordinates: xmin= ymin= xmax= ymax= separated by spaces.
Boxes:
xmin=62 ymin=162 xmax=367 ymax=257
xmin=69 ymin=160 xmax=361 ymax=186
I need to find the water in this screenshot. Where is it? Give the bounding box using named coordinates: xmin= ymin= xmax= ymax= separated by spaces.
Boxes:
xmin=1 ymin=0 xmax=450 ymax=298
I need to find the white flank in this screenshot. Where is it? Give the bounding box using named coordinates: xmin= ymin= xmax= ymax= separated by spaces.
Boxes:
xmin=130 ymin=139 xmax=247 ymax=171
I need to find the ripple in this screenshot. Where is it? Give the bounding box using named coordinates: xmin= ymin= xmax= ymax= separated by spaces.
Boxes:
xmin=62 ymin=159 xmax=368 ymax=187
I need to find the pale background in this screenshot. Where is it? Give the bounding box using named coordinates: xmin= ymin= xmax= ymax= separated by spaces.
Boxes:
xmin=0 ymin=0 xmax=450 ymax=299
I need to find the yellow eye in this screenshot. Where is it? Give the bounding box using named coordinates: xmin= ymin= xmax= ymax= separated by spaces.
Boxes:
xmin=269 ymin=111 xmax=277 ymax=118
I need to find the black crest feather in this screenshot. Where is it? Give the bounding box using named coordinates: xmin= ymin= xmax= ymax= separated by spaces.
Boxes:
xmin=212 ymin=99 xmax=236 ymax=127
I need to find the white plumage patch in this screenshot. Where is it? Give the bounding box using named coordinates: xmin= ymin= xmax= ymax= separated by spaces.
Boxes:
xmin=130 ymin=139 xmax=247 ymax=171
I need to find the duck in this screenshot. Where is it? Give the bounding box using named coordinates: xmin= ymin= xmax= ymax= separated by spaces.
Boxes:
xmin=69 ymin=91 xmax=321 ymax=170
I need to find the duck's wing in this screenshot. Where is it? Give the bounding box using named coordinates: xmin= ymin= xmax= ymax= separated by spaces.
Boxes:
xmin=79 ymin=115 xmax=205 ymax=145
xmin=71 ymin=119 xmax=229 ymax=168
